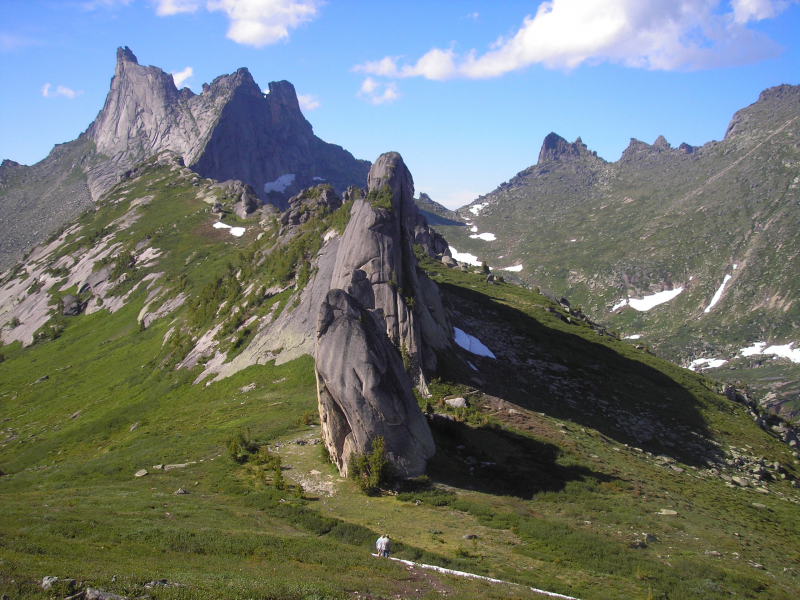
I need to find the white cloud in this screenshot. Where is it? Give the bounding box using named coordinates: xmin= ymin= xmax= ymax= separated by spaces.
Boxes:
xmin=732 ymin=0 xmax=793 ymax=23
xmin=464 ymin=12 xmax=480 ymax=21
xmin=206 ymin=0 xmax=323 ymax=47
xmin=355 ymin=0 xmax=793 ymax=79
xmin=357 ymin=77 xmax=399 ymax=105
xmin=172 ymin=66 xmax=194 ymax=87
xmin=154 ymin=0 xmax=201 ymax=15
xmin=297 ymin=93 xmax=320 ymax=111
xmin=42 ymin=83 xmax=82 ymax=99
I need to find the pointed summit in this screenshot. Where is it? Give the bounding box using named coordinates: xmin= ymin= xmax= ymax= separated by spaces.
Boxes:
xmin=83 ymin=47 xmax=368 ymax=206
xmin=538 ymin=133 xmax=593 ymax=164
xmin=116 ymin=46 xmax=137 ymax=64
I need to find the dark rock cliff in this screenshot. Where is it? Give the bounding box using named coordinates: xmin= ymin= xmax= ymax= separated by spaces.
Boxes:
xmin=85 ymin=47 xmax=370 ymax=208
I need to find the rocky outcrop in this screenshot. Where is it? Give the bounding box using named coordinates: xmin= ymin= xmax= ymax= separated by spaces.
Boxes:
xmin=85 ymin=47 xmax=370 ymax=207
xmin=329 ymin=152 xmax=452 ymax=390
xmin=210 ymin=180 xmax=261 ymax=219
xmin=538 ymin=133 xmax=596 ymax=163
xmin=313 ymin=152 xmax=451 ymax=477
xmin=279 ymin=184 xmax=343 ymax=238
xmin=315 ymin=289 xmax=435 ymax=478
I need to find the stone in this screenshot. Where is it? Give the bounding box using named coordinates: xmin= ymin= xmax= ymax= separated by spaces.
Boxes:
xmin=645 ymin=533 xmax=658 ymax=543
xmin=463 ymin=534 xmax=478 ymax=539
xmin=656 ymin=509 xmax=678 ymax=515
xmin=134 ymin=469 xmax=148 ymax=477
xmin=61 ymin=294 xmax=83 ymax=316
xmin=446 ymin=397 xmax=467 ymax=408
xmin=442 ymin=256 xmax=458 ymax=268
xmin=732 ymin=476 xmax=751 ymax=487
xmin=630 ymin=540 xmax=647 ymax=549
xmin=85 ymin=589 xmax=128 ymax=600
xmin=315 ymin=289 xmax=435 ymax=478
xmin=42 ymin=576 xmax=59 ymax=590
xmin=174 ymin=487 xmax=188 ymax=495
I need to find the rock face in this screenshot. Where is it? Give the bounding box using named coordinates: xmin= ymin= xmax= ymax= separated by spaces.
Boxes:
xmin=329 ymin=152 xmax=452 ymax=391
xmin=85 ymin=47 xmax=370 ymax=207
xmin=314 ymin=152 xmax=451 ymax=477
xmin=315 ymin=289 xmax=435 ymax=478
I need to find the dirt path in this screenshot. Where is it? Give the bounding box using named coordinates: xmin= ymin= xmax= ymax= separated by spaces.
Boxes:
xmin=373 ymin=554 xmax=582 ymax=599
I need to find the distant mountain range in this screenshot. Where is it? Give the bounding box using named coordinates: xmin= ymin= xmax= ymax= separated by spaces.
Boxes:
xmin=425 ymin=83 xmax=800 ymax=419
xmin=0 ymin=46 xmax=369 ymax=272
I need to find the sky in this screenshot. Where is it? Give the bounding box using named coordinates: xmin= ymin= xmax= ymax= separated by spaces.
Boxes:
xmin=1 ymin=0 xmax=799 ymax=209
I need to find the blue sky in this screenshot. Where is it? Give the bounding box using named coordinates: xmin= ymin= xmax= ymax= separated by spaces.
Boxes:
xmin=1 ymin=0 xmax=799 ymax=208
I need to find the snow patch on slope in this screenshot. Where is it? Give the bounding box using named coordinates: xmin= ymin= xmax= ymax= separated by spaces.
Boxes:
xmin=263 ymin=174 xmax=295 ymax=194
xmin=704 ymin=274 xmax=732 ymax=313
xmin=213 ymin=222 xmax=246 ymax=237
xmin=688 ymin=358 xmax=728 ymax=371
xmin=453 ymin=327 xmax=496 ymax=358
xmin=448 ymin=246 xmax=482 ymax=267
xmin=740 ymin=341 xmax=800 ymax=363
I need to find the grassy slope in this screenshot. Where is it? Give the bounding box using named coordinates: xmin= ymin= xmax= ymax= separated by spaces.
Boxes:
xmin=1 ymin=162 xmax=800 ymax=599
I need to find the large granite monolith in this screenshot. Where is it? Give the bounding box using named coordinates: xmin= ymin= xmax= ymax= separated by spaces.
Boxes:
xmin=315 ymin=289 xmax=435 ymax=477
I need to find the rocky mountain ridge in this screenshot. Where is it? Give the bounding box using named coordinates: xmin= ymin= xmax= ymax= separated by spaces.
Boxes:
xmin=0 ymin=47 xmax=370 ymax=272
xmin=428 ymin=82 xmax=800 ymax=419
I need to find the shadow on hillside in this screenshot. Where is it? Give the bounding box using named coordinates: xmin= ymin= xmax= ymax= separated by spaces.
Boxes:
xmin=436 ymin=282 xmax=722 ymax=469
xmin=426 ymin=416 xmax=616 ymax=499
xmin=419 ymin=209 xmax=465 ymax=228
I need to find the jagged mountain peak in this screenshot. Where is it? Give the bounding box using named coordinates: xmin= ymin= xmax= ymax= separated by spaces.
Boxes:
xmin=116 ymin=45 xmax=137 ymax=64
xmin=82 ymin=47 xmax=367 ymax=206
xmin=653 ymin=134 xmax=670 ymax=149
xmin=537 ymin=132 xmax=595 ymax=164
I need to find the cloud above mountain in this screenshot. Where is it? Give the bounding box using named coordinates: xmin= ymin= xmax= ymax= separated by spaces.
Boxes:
xmin=41 ymin=83 xmax=81 ymax=98
xmin=297 ymin=93 xmax=320 ymax=111
xmin=153 ymin=0 xmax=322 ymax=46
xmin=171 ymin=66 xmax=193 ymax=87
xmin=355 ymin=0 xmax=796 ymax=81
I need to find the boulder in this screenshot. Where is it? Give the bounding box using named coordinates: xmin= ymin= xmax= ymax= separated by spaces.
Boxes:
xmin=42 ymin=577 xmax=59 ymax=590
xmin=442 ymin=256 xmax=458 ymax=268
xmin=446 ymin=397 xmax=467 ymax=408
xmin=315 ymin=289 xmax=435 ymax=478
xmin=62 ymin=294 xmax=83 ymax=316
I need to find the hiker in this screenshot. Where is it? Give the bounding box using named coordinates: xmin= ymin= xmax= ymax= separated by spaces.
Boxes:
xmin=382 ymin=535 xmax=391 ymax=558
xmin=375 ymin=535 xmax=385 ymax=557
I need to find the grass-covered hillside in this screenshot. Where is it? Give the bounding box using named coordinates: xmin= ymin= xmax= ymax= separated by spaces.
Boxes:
xmin=1 ymin=155 xmax=800 ymax=599
xmin=430 ymin=84 xmax=800 ymax=420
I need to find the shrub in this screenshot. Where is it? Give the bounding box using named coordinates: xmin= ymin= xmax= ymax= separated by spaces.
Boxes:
xmin=349 ymin=436 xmax=393 ymax=494
xmin=367 ymin=185 xmax=393 ymax=211
xmin=228 ymin=429 xmax=258 ymax=464
xmin=273 ymin=464 xmax=288 ymax=491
